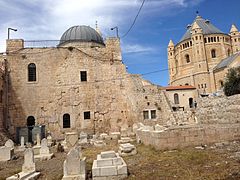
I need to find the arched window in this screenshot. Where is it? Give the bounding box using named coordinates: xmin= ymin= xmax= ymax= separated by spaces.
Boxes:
xmin=28 ymin=63 xmax=36 ymax=82
xmin=211 ymin=49 xmax=216 ymax=58
xmin=219 ymin=80 xmax=224 ymax=88
xmin=174 ymin=93 xmax=179 ymax=104
xmin=185 ymin=54 xmax=190 ymax=63
xmin=63 ymin=113 xmax=70 ymax=128
xmin=185 ymin=83 xmax=189 ymax=85
xmin=27 ymin=116 xmax=35 ymax=126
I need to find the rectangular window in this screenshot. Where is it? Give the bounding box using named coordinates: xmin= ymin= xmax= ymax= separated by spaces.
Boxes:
xmin=143 ymin=111 xmax=149 ymax=119
xmin=80 ymin=71 xmax=87 ymax=82
xmin=84 ymin=111 xmax=91 ymax=120
xmin=151 ymin=110 xmax=156 ymax=119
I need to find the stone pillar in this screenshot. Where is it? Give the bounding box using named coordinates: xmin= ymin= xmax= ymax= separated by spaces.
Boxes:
xmin=6 ymin=39 xmax=24 ymax=53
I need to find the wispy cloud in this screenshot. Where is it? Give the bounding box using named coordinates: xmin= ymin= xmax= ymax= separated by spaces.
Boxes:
xmin=122 ymin=44 xmax=156 ymax=54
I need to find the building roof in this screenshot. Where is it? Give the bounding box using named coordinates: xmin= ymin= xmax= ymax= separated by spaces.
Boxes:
xmin=164 ymin=85 xmax=196 ymax=91
xmin=59 ymin=25 xmax=105 ymax=46
xmin=179 ymin=15 xmax=226 ymax=43
xmin=214 ymin=52 xmax=240 ymax=71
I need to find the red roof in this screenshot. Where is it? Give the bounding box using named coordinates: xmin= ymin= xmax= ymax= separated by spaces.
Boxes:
xmin=164 ymin=85 xmax=196 ymax=91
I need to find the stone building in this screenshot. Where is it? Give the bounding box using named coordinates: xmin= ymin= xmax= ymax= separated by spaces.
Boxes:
xmin=168 ymin=15 xmax=240 ymax=95
xmin=2 ymin=25 xmax=173 ymax=139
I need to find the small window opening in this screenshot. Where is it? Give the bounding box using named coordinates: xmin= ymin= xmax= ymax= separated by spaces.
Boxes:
xmin=174 ymin=93 xmax=179 ymax=104
xmin=80 ymin=71 xmax=87 ymax=82
xmin=28 ymin=63 xmax=36 ymax=82
xmin=143 ymin=111 xmax=149 ymax=119
xmin=151 ymin=110 xmax=156 ymax=119
xmin=185 ymin=54 xmax=190 ymax=63
xmin=84 ymin=111 xmax=91 ymax=120
xmin=211 ymin=49 xmax=216 ymax=58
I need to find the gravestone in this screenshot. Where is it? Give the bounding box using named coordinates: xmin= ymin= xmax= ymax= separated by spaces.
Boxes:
xmin=36 ymin=133 xmax=41 ymax=146
xmin=6 ymin=148 xmax=40 ymax=179
xmin=79 ymin=132 xmax=88 ymax=144
xmin=118 ymin=143 xmax=137 ymax=156
xmin=22 ymin=148 xmax=35 ymax=172
xmin=20 ymin=136 xmax=25 ymax=148
xmin=62 ymin=147 xmax=86 ymax=180
xmin=65 ymin=132 xmax=78 ymax=150
xmin=5 ymin=139 xmax=14 ymax=149
xmin=35 ymin=138 xmax=53 ymax=160
xmin=47 ymin=134 xmax=53 ymax=147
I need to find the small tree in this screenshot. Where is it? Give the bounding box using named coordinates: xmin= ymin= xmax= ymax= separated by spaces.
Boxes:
xmin=223 ymin=67 xmax=240 ymax=96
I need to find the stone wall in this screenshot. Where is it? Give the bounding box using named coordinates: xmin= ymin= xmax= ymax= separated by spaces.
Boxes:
xmin=137 ymin=123 xmax=240 ymax=150
xmin=196 ymin=94 xmax=240 ymax=124
xmin=5 ymin=39 xmax=173 ymax=139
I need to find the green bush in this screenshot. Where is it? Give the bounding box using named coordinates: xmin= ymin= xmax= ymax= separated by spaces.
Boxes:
xmin=224 ymin=67 xmax=240 ymax=96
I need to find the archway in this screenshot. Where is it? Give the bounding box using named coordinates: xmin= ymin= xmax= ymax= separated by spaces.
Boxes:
xmin=27 ymin=116 xmax=35 ymax=143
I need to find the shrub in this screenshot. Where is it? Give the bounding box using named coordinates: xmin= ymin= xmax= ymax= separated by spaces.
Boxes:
xmin=223 ymin=67 xmax=240 ymax=96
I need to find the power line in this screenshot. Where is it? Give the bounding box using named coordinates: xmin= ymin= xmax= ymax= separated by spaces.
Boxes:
xmin=121 ymin=0 xmax=146 ymax=39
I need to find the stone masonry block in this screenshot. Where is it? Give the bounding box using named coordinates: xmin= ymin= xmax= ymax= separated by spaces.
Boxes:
xmin=101 ymin=151 xmax=116 ymax=159
xmin=97 ymin=159 xmax=113 ymax=167
xmin=117 ymin=164 xmax=127 ymax=175
xmin=100 ymin=166 xmax=117 ymax=176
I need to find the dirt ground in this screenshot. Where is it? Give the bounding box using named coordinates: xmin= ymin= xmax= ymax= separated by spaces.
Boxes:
xmin=0 ymin=140 xmax=240 ymax=180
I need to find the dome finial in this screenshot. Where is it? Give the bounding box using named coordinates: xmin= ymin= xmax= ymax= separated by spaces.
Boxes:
xmin=95 ymin=20 xmax=102 ymax=36
xmin=196 ymin=10 xmax=201 ymax=19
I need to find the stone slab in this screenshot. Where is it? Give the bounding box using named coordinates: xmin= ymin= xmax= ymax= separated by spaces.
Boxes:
xmin=100 ymin=166 xmax=117 ymax=176
xmin=6 ymin=171 xmax=40 ymax=180
xmin=100 ymin=151 xmax=116 ymax=159
xmin=34 ymin=153 xmax=54 ymax=161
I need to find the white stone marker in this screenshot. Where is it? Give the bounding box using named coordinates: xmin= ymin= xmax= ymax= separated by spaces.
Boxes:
xmin=47 ymin=134 xmax=53 ymax=147
xmin=35 ymin=138 xmax=53 ymax=160
xmin=62 ymin=147 xmax=86 ymax=180
xmin=20 ymin=136 xmax=25 ymax=148
xmin=5 ymin=139 xmax=14 ymax=149
xmin=6 ymin=148 xmax=40 ymax=180
xmin=79 ymin=132 xmax=88 ymax=144
xmin=36 ymin=133 xmax=41 ymax=146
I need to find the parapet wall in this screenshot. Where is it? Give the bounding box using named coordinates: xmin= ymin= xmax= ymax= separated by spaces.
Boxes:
xmin=137 ymin=124 xmax=240 ymax=150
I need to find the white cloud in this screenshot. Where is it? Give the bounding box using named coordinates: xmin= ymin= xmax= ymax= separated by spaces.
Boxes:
xmin=0 ymin=0 xmax=204 ymax=52
xmin=122 ymin=44 xmax=156 ymax=54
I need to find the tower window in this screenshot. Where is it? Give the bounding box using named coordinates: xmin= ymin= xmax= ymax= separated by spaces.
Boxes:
xmin=204 ymin=38 xmax=207 ymax=43
xmin=227 ymin=49 xmax=231 ymax=56
xmin=185 ymin=54 xmax=190 ymax=63
xmin=80 ymin=71 xmax=87 ymax=81
xmin=174 ymin=93 xmax=179 ymax=104
xmin=84 ymin=111 xmax=91 ymax=120
xmin=63 ymin=113 xmax=70 ymax=128
xmin=28 ymin=63 xmax=36 ymax=82
xmin=211 ymin=49 xmax=216 ymax=58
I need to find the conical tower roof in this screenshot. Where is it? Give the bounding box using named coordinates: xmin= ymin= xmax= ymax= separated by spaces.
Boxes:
xmin=179 ymin=15 xmax=226 ymax=43
xmin=230 ymin=24 xmax=238 ymax=33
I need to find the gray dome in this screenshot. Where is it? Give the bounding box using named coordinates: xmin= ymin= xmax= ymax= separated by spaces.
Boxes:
xmin=59 ymin=25 xmax=104 ymax=45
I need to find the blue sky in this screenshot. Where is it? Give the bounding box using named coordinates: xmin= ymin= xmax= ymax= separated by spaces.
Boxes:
xmin=0 ymin=0 xmax=239 ymax=86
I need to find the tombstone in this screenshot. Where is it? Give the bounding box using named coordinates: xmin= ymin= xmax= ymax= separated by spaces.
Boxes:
xmin=92 ymin=151 xmax=127 ymax=180
xmin=118 ymin=137 xmax=134 ymax=144
xmin=6 ymin=148 xmax=40 ymax=180
xmin=62 ymin=147 xmax=86 ymax=180
xmin=5 ymin=139 xmax=14 ymax=149
xmin=47 ymin=134 xmax=53 ymax=147
xmin=65 ymin=132 xmax=78 ymax=149
xmin=79 ymin=132 xmax=88 ymax=144
xmin=22 ymin=148 xmax=35 ymax=173
xmin=35 ymin=138 xmax=53 ymax=160
xmin=20 ymin=136 xmax=25 ymax=148
xmin=0 ymin=146 xmax=14 ymax=161
xmin=109 ymin=132 xmax=121 ymax=140
xmin=36 ymin=133 xmax=41 ymax=146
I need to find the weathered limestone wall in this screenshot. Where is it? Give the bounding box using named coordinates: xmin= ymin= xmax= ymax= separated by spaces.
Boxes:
xmin=6 ymin=39 xmax=172 ymax=138
xmin=137 ymin=124 xmax=240 ymax=150
xmin=0 ymin=56 xmax=4 ymax=129
xmin=196 ymin=94 xmax=240 ymax=124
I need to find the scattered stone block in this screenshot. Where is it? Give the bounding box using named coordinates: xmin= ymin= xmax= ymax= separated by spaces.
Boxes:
xmin=99 ymin=133 xmax=109 ymax=140
xmin=118 ymin=137 xmax=134 ymax=144
xmin=6 ymin=148 xmax=40 ymax=180
xmin=34 ymin=138 xmax=53 ymax=160
xmin=109 ymin=132 xmax=121 ymax=140
xmin=118 ymin=143 xmax=137 ymax=157
xmin=62 ymin=147 xmax=86 ymax=180
xmin=154 ymin=124 xmax=168 ymax=132
xmin=94 ymin=140 xmax=106 ymax=147
xmin=92 ymin=151 xmax=128 ymax=180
